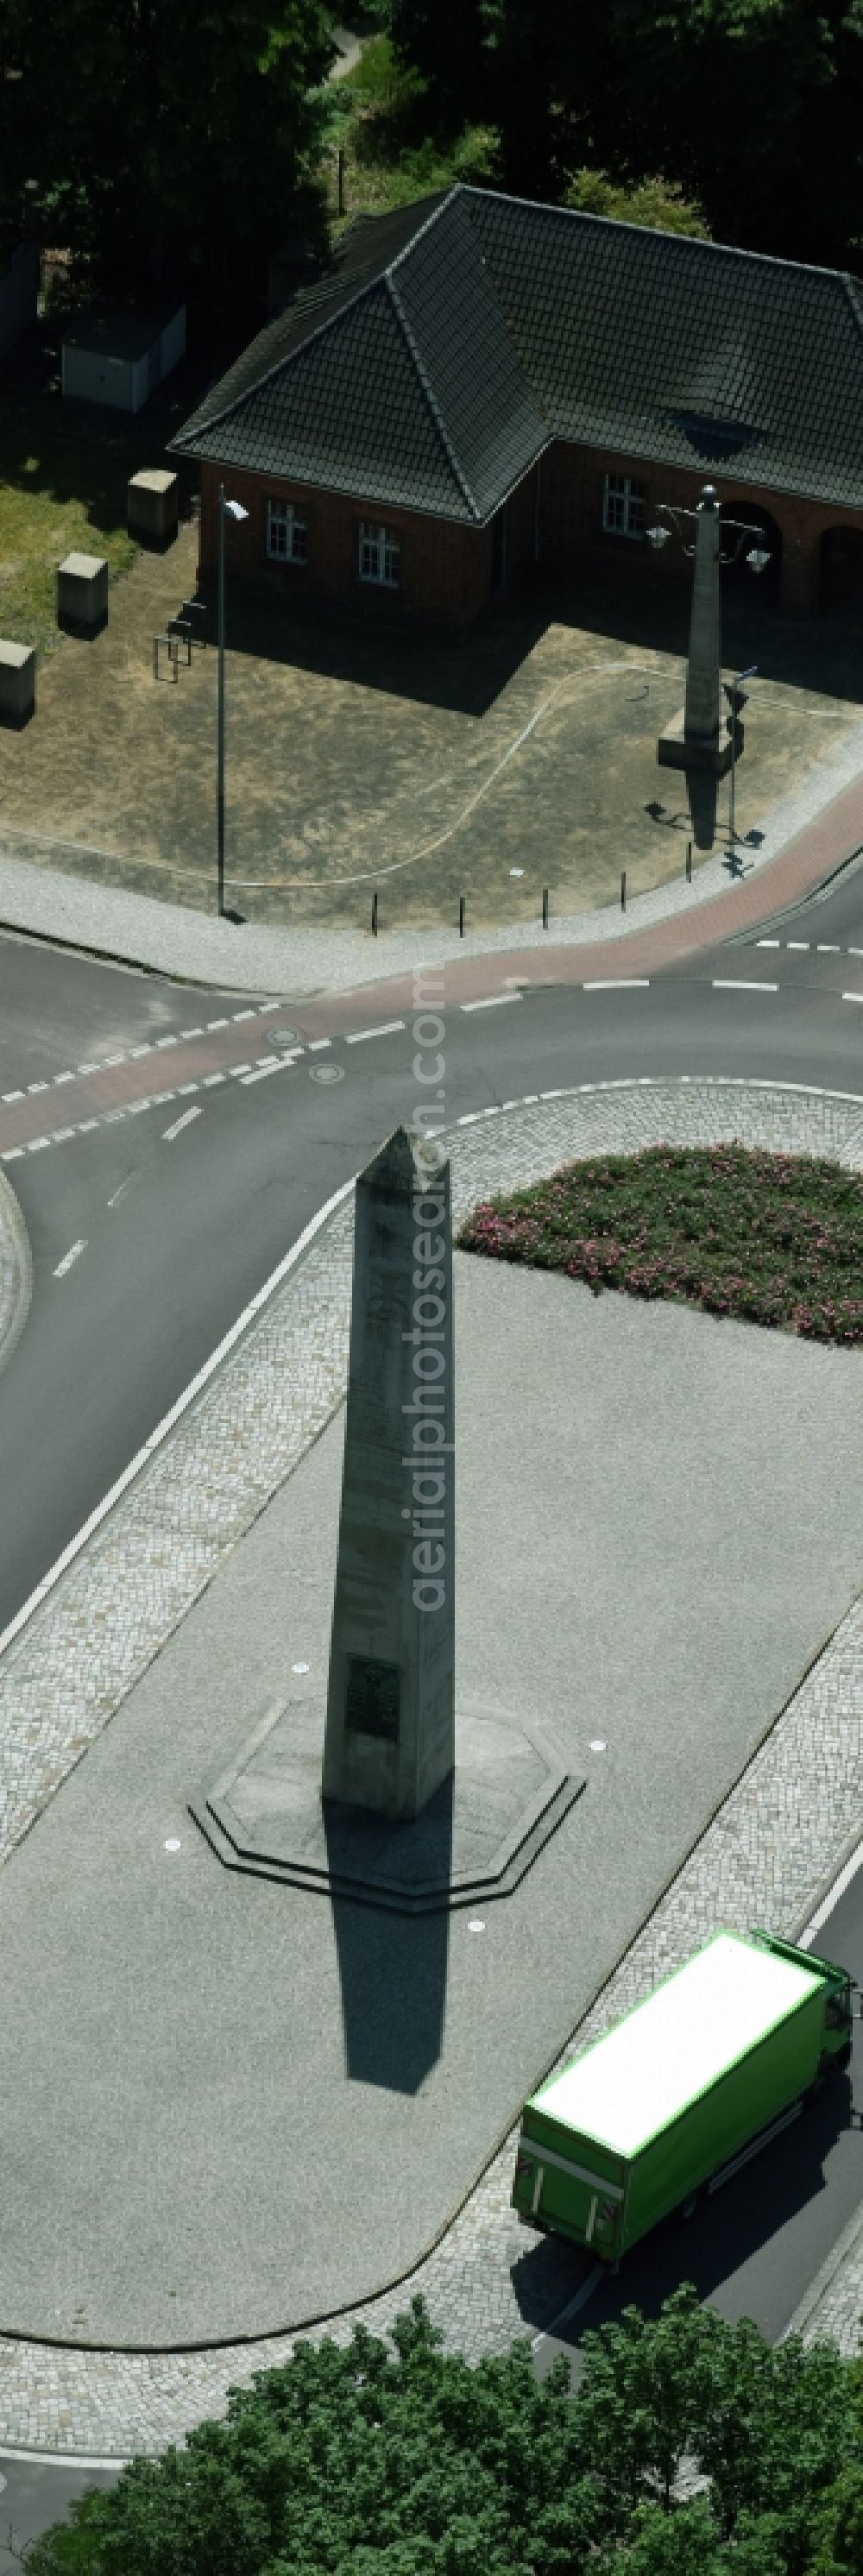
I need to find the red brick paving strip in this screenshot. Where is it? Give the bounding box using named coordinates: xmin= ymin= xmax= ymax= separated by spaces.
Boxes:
xmin=0 ymin=1017 xmax=293 ymax=1153
xmin=294 ymin=770 xmax=863 ymax=1036
xmin=0 ymin=772 xmax=861 ymax=1147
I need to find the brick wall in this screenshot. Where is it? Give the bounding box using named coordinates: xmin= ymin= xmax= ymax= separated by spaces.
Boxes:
xmin=198 ymin=464 xmax=491 ymax=634
xmin=196 ymin=450 xmax=862 ymax=632
xmin=539 ymin=441 xmax=863 ymax=616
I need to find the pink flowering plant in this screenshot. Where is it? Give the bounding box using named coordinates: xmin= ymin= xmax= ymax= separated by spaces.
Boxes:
xmin=457 ymin=1143 xmax=863 ymax=1344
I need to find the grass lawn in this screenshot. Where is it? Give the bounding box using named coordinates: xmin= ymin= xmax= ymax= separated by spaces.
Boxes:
xmin=457 ymin=1145 xmax=863 ymax=1345
xmin=0 ymin=411 xmax=138 ymax=656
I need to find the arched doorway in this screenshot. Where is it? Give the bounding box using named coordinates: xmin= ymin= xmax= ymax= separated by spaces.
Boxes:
xmin=819 ymin=526 xmax=863 ymax=613
xmin=719 ymin=501 xmax=784 ymax=604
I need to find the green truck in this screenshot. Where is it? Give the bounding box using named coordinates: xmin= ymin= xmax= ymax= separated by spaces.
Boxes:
xmin=513 ymin=1929 xmax=856 ymax=2264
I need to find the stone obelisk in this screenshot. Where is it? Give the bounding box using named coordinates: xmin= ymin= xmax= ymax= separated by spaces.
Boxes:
xmin=658 ymin=483 xmax=734 ymax=776
xmin=322 ymin=1128 xmax=455 ymax=1821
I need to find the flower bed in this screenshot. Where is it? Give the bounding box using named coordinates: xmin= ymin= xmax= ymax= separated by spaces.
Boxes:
xmin=457 ymin=1143 xmax=863 ymax=1344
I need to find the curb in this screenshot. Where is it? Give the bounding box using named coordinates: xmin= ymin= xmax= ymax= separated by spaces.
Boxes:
xmin=1 ymin=1078 xmax=862 ymax=2449
xmin=0 ymin=1168 xmax=32 ymax=1376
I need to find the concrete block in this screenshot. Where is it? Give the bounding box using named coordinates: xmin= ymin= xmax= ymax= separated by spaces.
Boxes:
xmin=0 ymin=639 xmax=35 ymax=726
xmin=56 ymin=551 xmax=110 ymax=633
xmin=127 ymin=469 xmax=180 ymax=545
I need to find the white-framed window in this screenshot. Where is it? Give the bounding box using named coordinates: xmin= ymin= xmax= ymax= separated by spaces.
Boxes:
xmin=358 ymin=520 xmax=400 ymax=587
xmin=602 ymin=474 xmax=646 ymax=539
xmin=267 ymin=498 xmax=307 ymax=564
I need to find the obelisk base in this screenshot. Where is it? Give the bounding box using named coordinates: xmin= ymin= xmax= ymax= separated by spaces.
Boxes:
xmin=658 ymin=709 xmax=743 ymax=774
xmin=190 ymin=1696 xmax=584 ymax=1915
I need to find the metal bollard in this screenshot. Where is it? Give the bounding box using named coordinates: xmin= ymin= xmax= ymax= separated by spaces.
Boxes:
xmin=686 ymin=840 xmax=692 ymax=883
xmin=459 ymin=895 xmax=465 ymax=938
xmin=621 ymin=869 xmax=627 ymax=911
xmin=371 ymin=890 xmax=378 ymax=937
xmin=542 ymin=886 xmax=549 ymax=929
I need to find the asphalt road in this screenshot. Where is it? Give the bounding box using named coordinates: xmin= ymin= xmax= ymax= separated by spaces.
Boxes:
xmin=0 ymin=860 xmax=861 ymax=2560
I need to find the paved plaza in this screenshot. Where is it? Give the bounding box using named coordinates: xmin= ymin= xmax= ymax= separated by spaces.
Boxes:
xmin=0 ymin=513 xmax=860 ymax=936
xmin=1 ymin=1078 xmax=862 ymax=2451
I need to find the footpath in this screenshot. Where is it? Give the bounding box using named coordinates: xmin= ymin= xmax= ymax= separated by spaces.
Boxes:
xmin=0 ymin=729 xmax=863 ymax=2460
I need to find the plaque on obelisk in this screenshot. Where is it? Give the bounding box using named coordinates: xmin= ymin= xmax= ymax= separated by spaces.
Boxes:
xmin=321 ymin=1126 xmax=455 ymax=1821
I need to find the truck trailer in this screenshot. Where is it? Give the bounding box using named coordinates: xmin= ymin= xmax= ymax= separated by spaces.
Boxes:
xmin=512 ymin=1929 xmax=854 ymax=2264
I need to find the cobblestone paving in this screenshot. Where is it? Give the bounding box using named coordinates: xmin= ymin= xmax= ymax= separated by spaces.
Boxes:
xmin=2 ymin=1076 xmax=863 ymax=2456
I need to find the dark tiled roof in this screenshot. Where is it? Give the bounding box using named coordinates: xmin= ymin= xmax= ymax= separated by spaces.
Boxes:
xmin=168 ymin=186 xmax=863 ymax=518
xmin=469 ymin=192 xmax=863 ymax=508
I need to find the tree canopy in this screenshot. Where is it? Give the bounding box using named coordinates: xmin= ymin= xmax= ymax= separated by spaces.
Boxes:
xmin=387 ymin=0 xmax=863 ymax=269
xmin=15 ymin=2287 xmax=863 ymax=2576
xmin=0 ymin=0 xmax=337 ymax=312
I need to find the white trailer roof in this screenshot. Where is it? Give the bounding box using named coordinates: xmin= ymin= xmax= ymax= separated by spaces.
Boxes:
xmin=533 ymin=1934 xmax=822 ymax=2157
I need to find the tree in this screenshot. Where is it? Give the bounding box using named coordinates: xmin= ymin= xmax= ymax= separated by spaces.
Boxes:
xmin=0 ymin=0 xmax=337 ymax=315
xmin=387 ymin=0 xmax=863 ymax=268
xmin=16 ymin=2289 xmax=863 ymax=2576
xmin=584 ymin=0 xmax=863 ymax=272
xmin=18 ymin=2299 xmax=607 ymax=2576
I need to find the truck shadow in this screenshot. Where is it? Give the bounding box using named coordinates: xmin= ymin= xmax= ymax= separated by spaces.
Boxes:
xmin=512 ymin=2072 xmax=859 ymax=2359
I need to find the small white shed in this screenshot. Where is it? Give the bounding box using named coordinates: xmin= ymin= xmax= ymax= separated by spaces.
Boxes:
xmin=61 ymin=304 xmax=186 ymax=413
xmin=0 ymin=237 xmax=39 ymax=362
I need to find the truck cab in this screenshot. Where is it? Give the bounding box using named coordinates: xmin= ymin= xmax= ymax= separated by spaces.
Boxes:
xmin=748 ymin=1930 xmax=854 ymax=2067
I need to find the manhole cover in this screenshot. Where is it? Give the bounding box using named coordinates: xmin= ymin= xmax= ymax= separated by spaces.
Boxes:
xmin=269 ymin=1025 xmax=299 ymax=1044
xmin=310 ymin=1062 xmax=344 ymax=1083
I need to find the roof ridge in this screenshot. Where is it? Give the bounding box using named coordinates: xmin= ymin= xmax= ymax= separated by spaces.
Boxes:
xmin=384 ymin=192 xmax=483 ymax=521
xmin=462 ymin=181 xmax=863 ymax=290
xmin=171 ymin=261 xmax=394 ymax=446
xmin=171 ymin=194 xmax=461 ymax=449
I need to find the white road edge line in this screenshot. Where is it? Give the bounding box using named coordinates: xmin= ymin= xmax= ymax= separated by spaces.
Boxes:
xmin=460 ymin=993 xmax=522 ymax=1011
xmin=162 ymin=1105 xmax=202 ymax=1141
xmin=532 ymin=2264 xmax=605 ymax=2350
xmin=53 ymin=1239 xmax=87 ymax=1278
xmin=0 ymin=1171 xmax=359 ymax=1665
xmin=343 ymin=1019 xmax=406 ymax=1042
xmin=713 ymin=979 xmax=778 ymax=992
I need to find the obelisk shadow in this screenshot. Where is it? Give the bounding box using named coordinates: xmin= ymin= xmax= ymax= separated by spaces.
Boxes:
xmin=324 ymin=1778 xmax=454 ymax=2090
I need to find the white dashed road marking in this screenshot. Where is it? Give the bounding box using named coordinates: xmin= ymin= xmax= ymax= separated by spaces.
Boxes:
xmin=842 ymin=992 xmax=863 ymax=1005
xmin=162 ymin=1106 xmax=202 ymax=1141
xmin=343 ymin=1020 xmax=406 ymax=1042
xmin=713 ymin=979 xmax=778 ymax=992
xmin=582 ymin=979 xmax=650 ymax=992
xmin=306 ymin=1037 xmax=331 ymax=1051
xmin=54 ymin=1240 xmax=87 ymax=1278
xmin=240 ymin=1053 xmax=303 ymax=1085
xmin=460 ymin=993 xmax=523 ymax=1011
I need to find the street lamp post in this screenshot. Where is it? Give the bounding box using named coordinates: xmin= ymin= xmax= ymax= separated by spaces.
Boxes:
xmin=217 ymin=485 xmax=249 ymax=919
xmin=646 ymin=484 xmax=770 ymax=776
xmin=724 ymin=662 xmax=759 ymax=859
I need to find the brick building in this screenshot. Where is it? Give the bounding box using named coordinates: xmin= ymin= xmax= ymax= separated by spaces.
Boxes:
xmin=167 ymin=186 xmax=863 ymax=634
